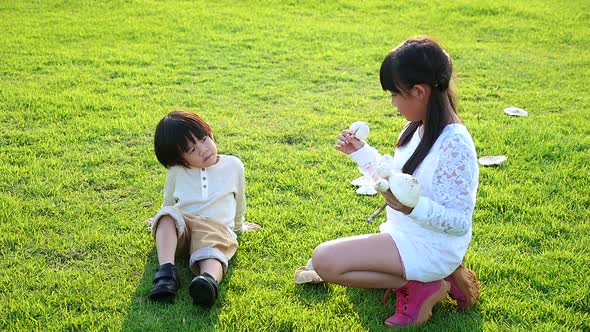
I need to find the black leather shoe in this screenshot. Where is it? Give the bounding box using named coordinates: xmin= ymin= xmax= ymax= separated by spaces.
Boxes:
xmin=189 ymin=272 xmax=219 ymax=307
xmin=148 ymin=263 xmax=180 ymax=302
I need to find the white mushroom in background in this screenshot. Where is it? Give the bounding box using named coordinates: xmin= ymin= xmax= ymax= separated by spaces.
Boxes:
xmin=503 ymin=107 xmax=528 ymax=117
xmin=478 ymin=155 xmax=507 ymax=166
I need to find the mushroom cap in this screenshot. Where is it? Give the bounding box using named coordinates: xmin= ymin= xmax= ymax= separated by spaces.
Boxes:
xmin=478 ymin=155 xmax=507 ymax=166
xmin=376 ymin=154 xmax=395 ymax=178
xmin=503 ymin=107 xmax=528 ymax=117
xmin=349 ymin=121 xmax=370 ymax=140
xmin=376 ymin=165 xmax=393 ymax=179
xmin=389 ymin=173 xmax=421 ymax=208
xmin=374 ymin=179 xmax=390 ymax=193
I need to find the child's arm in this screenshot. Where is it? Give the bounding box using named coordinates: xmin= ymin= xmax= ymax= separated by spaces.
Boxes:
xmin=233 ymin=159 xmax=246 ymax=233
xmin=407 ymin=134 xmax=478 ymax=236
xmin=144 ymin=169 xmax=176 ymax=227
xmin=162 ymin=169 xmax=177 ymax=207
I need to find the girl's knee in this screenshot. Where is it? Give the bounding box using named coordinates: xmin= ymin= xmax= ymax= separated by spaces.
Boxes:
xmin=312 ymin=244 xmax=337 ymax=278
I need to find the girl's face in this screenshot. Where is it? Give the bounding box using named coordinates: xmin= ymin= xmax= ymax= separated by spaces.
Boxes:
xmin=390 ymin=85 xmax=429 ymax=122
xmin=181 ymin=136 xmax=218 ymax=168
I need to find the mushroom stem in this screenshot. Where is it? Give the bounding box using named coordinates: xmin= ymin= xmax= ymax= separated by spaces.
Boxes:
xmin=367 ymin=203 xmax=387 ymax=222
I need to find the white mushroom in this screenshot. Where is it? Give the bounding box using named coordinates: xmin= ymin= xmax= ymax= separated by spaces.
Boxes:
xmin=376 ymin=154 xmax=395 ymax=178
xmin=388 ymin=173 xmax=421 ymax=208
xmin=478 ymin=155 xmax=507 ymax=166
xmin=503 ymin=107 xmax=528 ymax=117
xmin=373 ymin=155 xmax=422 ymax=208
xmin=356 ymin=185 xmax=377 ymax=196
xmin=374 ymin=179 xmax=390 ymax=193
xmin=294 ymin=258 xmax=323 ymax=284
xmin=349 ymin=121 xmax=370 ymax=140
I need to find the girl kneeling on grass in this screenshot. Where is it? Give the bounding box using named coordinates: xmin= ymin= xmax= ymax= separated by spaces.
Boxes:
xmin=147 ymin=110 xmax=260 ymax=306
xmin=303 ymin=37 xmax=480 ymax=327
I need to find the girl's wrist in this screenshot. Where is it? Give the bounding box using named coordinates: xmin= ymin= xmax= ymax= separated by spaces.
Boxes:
xmin=352 ymin=141 xmax=365 ymax=152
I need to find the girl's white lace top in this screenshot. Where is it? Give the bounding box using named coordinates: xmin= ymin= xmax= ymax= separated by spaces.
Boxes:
xmin=350 ymin=123 xmax=479 ymax=280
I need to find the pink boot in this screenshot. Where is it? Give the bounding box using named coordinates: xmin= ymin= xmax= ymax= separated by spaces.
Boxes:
xmin=384 ymin=280 xmax=450 ymax=327
xmin=444 ymin=264 xmax=480 ymax=310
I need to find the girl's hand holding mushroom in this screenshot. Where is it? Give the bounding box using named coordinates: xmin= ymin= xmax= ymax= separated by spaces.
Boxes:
xmin=381 ymin=189 xmax=414 ymax=215
xmin=336 ymin=121 xmax=370 ymax=155
xmin=374 ymin=155 xmax=421 ymax=215
xmin=335 ymin=130 xmax=364 ymax=155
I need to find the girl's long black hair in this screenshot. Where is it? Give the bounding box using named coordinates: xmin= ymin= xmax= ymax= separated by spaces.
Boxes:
xmin=379 ymin=37 xmax=458 ymax=175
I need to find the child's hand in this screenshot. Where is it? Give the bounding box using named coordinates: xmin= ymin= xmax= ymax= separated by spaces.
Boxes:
xmin=242 ymin=222 xmax=262 ymax=232
xmin=335 ymin=130 xmax=364 ymax=155
xmin=381 ymin=190 xmax=414 ymax=215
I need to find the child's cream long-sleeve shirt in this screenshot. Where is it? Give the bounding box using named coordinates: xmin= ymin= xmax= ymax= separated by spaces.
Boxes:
xmin=162 ymin=155 xmax=245 ymax=233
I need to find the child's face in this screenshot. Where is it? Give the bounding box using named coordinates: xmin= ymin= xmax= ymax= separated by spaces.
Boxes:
xmin=390 ymin=85 xmax=428 ymax=122
xmin=181 ymin=136 xmax=218 ymax=168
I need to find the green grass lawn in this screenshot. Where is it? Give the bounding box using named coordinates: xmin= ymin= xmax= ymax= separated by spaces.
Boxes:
xmin=1 ymin=0 xmax=589 ymax=331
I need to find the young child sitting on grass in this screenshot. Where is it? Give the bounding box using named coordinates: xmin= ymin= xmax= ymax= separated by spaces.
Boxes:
xmin=146 ymin=110 xmax=260 ymax=306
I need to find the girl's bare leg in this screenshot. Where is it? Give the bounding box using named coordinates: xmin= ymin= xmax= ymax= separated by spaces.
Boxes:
xmin=312 ymin=233 xmax=408 ymax=289
xmin=155 ymin=216 xmax=177 ymax=265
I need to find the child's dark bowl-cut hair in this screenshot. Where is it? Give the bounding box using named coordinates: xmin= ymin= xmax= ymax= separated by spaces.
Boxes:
xmin=154 ymin=110 xmax=213 ymax=168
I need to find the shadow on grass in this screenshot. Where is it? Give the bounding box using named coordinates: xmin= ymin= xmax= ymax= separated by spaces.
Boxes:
xmin=293 ymin=281 xmax=331 ymax=306
xmin=122 ymin=248 xmax=237 ymax=332
xmin=347 ymin=287 xmax=484 ymax=332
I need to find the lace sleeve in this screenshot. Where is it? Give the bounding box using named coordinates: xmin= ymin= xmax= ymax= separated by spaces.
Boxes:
xmin=409 ymin=134 xmax=479 ymax=236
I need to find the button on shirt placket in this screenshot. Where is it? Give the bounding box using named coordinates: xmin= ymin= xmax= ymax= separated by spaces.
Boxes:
xmin=200 ymin=168 xmax=208 ymax=199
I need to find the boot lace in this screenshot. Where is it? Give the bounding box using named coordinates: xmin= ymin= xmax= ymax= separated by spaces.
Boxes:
xmin=383 ymin=287 xmax=410 ymax=313
xmin=396 ymin=287 xmax=410 ymax=313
